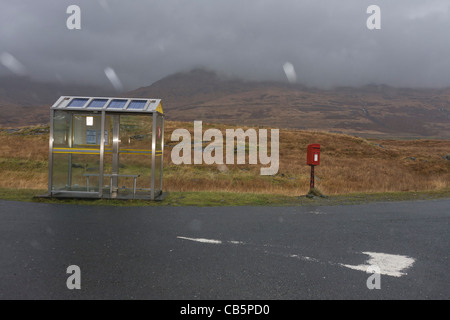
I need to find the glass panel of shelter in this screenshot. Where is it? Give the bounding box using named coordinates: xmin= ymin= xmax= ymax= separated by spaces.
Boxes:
xmin=51 ymin=111 xmax=155 ymax=199
xmin=51 ymin=111 xmax=109 ymax=194
xmin=116 ymin=114 xmax=153 ymax=198
xmin=51 ymin=110 xmax=72 ymax=192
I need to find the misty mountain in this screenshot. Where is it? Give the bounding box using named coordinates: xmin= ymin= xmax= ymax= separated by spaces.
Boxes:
xmin=0 ymin=75 xmax=114 ymax=127
xmin=128 ymin=69 xmax=450 ymax=138
xmin=127 ymin=69 xmax=304 ymax=107
xmin=0 ymin=76 xmax=113 ymax=107
xmin=1 ymin=70 xmax=450 ymax=138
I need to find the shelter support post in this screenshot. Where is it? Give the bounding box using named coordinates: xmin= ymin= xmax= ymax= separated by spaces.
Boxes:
xmin=111 ymin=115 xmax=120 ymax=198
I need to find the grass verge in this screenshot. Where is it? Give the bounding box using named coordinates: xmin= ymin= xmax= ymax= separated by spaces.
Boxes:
xmin=0 ymin=188 xmax=449 ymax=207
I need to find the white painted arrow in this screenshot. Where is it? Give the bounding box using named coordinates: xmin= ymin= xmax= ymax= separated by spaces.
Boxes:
xmin=177 ymin=236 xmax=415 ymax=277
xmin=340 ymin=251 xmax=415 ymax=277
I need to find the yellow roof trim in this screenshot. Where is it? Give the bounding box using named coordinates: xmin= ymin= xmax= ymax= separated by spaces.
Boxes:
xmin=156 ymin=102 xmax=163 ymax=114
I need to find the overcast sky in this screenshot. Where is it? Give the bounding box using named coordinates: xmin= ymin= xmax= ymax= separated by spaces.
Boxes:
xmin=1 ymin=0 xmax=450 ymax=90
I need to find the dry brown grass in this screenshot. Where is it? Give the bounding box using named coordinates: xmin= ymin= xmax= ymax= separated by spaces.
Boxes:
xmin=161 ymin=121 xmax=450 ymax=195
xmin=0 ymin=134 xmax=48 ymax=161
xmin=1 ymin=122 xmax=449 ymax=195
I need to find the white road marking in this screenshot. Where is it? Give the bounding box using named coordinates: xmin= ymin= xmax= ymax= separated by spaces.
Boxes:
xmin=228 ymin=240 xmax=245 ymax=245
xmin=340 ymin=251 xmax=415 ymax=277
xmin=177 ymin=236 xmax=247 ymax=245
xmin=177 ymin=236 xmax=222 ymax=244
xmin=176 ymin=237 xmax=415 ymax=277
xmin=289 ymin=254 xmax=319 ymax=263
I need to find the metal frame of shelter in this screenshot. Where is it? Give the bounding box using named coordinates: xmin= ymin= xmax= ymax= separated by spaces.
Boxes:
xmin=47 ymin=96 xmax=164 ymax=200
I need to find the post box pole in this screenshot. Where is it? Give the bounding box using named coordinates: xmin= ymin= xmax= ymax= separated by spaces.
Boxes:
xmin=310 ymin=165 xmax=315 ymax=189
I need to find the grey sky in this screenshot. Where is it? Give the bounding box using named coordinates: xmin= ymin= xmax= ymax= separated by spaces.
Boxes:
xmin=1 ymin=0 xmax=450 ymax=90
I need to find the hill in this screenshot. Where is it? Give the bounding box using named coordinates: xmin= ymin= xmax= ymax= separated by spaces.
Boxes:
xmin=1 ymin=70 xmax=450 ymax=138
xmin=128 ymin=69 xmax=450 ymax=138
xmin=0 ymin=76 xmax=113 ymax=127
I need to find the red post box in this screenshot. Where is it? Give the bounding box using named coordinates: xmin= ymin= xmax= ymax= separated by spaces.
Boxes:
xmin=307 ymin=144 xmax=320 ymax=166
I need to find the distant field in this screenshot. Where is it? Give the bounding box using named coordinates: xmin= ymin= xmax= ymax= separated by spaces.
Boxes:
xmin=1 ymin=121 xmax=449 ymax=196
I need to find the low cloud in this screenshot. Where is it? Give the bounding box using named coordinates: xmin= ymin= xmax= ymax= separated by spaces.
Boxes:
xmin=1 ymin=0 xmax=449 ymax=89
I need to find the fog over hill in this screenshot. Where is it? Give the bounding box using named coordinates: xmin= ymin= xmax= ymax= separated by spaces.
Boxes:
xmin=1 ymin=69 xmax=449 ymax=138
xmin=127 ymin=69 xmax=450 ymax=138
xmin=0 ymin=75 xmax=113 ymax=127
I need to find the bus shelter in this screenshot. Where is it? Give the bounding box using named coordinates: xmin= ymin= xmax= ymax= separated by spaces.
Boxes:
xmin=47 ymin=96 xmax=164 ymax=200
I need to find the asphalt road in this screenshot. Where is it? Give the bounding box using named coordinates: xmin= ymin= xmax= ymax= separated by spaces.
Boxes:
xmin=0 ymin=199 xmax=449 ymax=300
